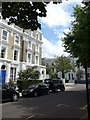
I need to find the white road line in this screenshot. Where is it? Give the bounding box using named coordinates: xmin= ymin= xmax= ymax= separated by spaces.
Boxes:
xmin=57 ymin=104 xmax=70 ymax=108
xmin=26 ymin=115 xmax=35 ymax=119
xmin=80 ymin=105 xmax=87 ymax=110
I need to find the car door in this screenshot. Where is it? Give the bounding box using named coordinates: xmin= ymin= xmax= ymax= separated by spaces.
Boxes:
xmin=2 ymin=86 xmax=11 ymax=100
xmin=2 ymin=86 xmax=8 ymax=100
xmin=39 ymin=84 xmax=48 ymax=94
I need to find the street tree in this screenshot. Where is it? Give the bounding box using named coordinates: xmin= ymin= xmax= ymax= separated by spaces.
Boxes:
xmin=18 ymin=67 xmax=40 ymax=80
xmin=54 ymin=55 xmax=75 ymax=78
xmin=62 ymin=4 xmax=90 ymax=67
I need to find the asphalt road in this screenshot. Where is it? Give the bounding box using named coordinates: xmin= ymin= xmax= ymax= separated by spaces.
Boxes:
xmin=1 ymin=84 xmax=89 ymax=119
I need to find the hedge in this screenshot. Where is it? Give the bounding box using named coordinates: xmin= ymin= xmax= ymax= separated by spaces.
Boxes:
xmin=17 ymin=80 xmax=43 ymax=90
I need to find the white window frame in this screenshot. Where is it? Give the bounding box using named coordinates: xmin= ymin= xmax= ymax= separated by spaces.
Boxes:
xmin=36 ymin=43 xmax=39 ymax=52
xmin=14 ymin=35 xmax=20 ymax=46
xmin=39 ymin=34 xmax=42 ymax=41
xmin=36 ymin=33 xmax=39 ymax=40
xmin=27 ymin=52 xmax=32 ymax=64
xmin=13 ymin=48 xmax=19 ymax=61
xmin=35 ymin=55 xmax=39 ymax=65
xmin=2 ymin=29 xmax=8 ymax=41
xmin=28 ymin=40 xmax=32 ymax=49
xmin=0 ymin=45 xmax=7 ymax=59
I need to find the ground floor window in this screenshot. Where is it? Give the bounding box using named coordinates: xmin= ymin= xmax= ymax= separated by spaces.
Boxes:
xmin=10 ymin=67 xmax=16 ymax=81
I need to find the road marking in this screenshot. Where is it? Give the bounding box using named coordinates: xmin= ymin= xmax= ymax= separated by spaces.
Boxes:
xmin=26 ymin=115 xmax=35 ymax=119
xmin=57 ymin=104 xmax=70 ymax=108
xmin=80 ymin=105 xmax=87 ymax=110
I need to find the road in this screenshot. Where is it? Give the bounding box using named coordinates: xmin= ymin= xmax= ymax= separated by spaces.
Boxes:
xmin=1 ymin=84 xmax=89 ymax=119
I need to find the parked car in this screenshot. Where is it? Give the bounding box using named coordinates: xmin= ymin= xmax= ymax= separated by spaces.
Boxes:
xmin=44 ymin=79 xmax=65 ymax=92
xmin=0 ymin=84 xmax=19 ymax=102
xmin=22 ymin=83 xmax=49 ymax=97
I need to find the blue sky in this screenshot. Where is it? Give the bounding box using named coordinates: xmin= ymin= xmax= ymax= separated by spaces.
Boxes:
xmin=38 ymin=0 xmax=83 ymax=58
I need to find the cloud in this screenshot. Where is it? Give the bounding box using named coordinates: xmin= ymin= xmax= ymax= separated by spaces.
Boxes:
xmin=40 ymin=0 xmax=83 ymax=28
xmin=42 ymin=36 xmax=69 ymax=58
xmin=54 ymin=27 xmax=71 ymax=39
xmin=41 ymin=0 xmax=83 ymax=58
xmin=40 ymin=2 xmax=72 ymax=27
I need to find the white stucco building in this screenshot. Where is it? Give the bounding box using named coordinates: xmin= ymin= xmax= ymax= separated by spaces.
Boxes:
xmin=0 ymin=16 xmax=46 ymax=83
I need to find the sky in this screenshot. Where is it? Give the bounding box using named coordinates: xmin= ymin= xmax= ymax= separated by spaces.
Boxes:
xmin=38 ymin=0 xmax=84 ymax=58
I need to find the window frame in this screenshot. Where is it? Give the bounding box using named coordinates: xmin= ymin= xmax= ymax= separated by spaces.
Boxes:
xmin=1 ymin=46 xmax=6 ymax=58
xmin=28 ymin=40 xmax=32 ymax=49
xmin=35 ymin=55 xmax=39 ymax=65
xmin=27 ymin=52 xmax=32 ymax=64
xmin=14 ymin=35 xmax=20 ymax=46
xmin=14 ymin=49 xmax=18 ymax=61
xmin=2 ymin=29 xmax=8 ymax=41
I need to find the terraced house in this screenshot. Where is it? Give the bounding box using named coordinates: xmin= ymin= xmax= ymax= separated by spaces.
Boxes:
xmin=0 ymin=16 xmax=46 ymax=83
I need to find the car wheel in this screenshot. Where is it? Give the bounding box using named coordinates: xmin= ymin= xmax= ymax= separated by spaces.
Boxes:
xmin=34 ymin=92 xmax=38 ymax=97
xmin=12 ymin=94 xmax=19 ymax=101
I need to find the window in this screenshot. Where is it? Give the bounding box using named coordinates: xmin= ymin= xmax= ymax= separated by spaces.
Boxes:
xmin=36 ymin=56 xmax=38 ymax=64
xmin=15 ymin=36 xmax=20 ymax=45
xmin=2 ymin=30 xmax=7 ymax=40
xmin=31 ymin=31 xmax=36 ymax=38
xmin=14 ymin=50 xmax=18 ymax=60
xmin=28 ymin=41 xmax=31 ymax=48
xmin=36 ymin=33 xmax=38 ymax=40
xmin=1 ymin=46 xmax=6 ymax=58
xmin=36 ymin=44 xmax=39 ymax=51
xmin=10 ymin=67 xmax=16 ymax=81
xmin=27 ymin=53 xmax=31 ymax=63
xmin=39 ymin=34 xmax=42 ymax=40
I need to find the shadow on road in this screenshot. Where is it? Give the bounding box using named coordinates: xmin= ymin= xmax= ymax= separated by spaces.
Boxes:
xmin=2 ymin=89 xmax=90 ymax=119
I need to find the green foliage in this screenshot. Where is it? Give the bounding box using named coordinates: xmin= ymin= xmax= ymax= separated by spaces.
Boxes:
xmin=17 ymin=80 xmax=42 ymax=89
xmin=2 ymin=2 xmax=46 ymax=30
xmin=55 ymin=55 xmax=75 ymax=73
xmin=2 ymin=2 xmax=60 ymax=30
xmin=46 ymin=56 xmax=75 ymax=79
xmin=18 ymin=67 xmax=40 ymax=81
xmin=46 ymin=64 xmax=52 ymax=75
xmin=62 ymin=4 xmax=90 ymax=67
xmin=76 ymin=69 xmax=84 ymax=80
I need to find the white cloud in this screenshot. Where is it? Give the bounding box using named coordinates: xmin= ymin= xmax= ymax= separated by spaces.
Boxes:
xmin=41 ymin=0 xmax=83 ymax=58
xmin=40 ymin=2 xmax=71 ymax=27
xmin=42 ymin=36 xmax=69 ymax=58
xmin=40 ymin=0 xmax=83 ymax=28
xmin=54 ymin=28 xmax=71 ymax=39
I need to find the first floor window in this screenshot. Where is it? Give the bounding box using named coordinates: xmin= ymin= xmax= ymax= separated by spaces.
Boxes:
xmin=15 ymin=35 xmax=20 ymax=45
xmin=36 ymin=55 xmax=39 ymax=64
xmin=27 ymin=53 xmax=31 ymax=63
xmin=2 ymin=30 xmax=7 ymax=40
xmin=1 ymin=46 xmax=6 ymax=58
xmin=14 ymin=50 xmax=18 ymax=60
xmin=28 ymin=41 xmax=31 ymax=48
xmin=36 ymin=44 xmax=39 ymax=51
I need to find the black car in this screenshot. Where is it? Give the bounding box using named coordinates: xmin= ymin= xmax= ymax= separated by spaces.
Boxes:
xmin=0 ymin=84 xmax=19 ymax=102
xmin=22 ymin=83 xmax=49 ymax=97
xmin=44 ymin=79 xmax=65 ymax=92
